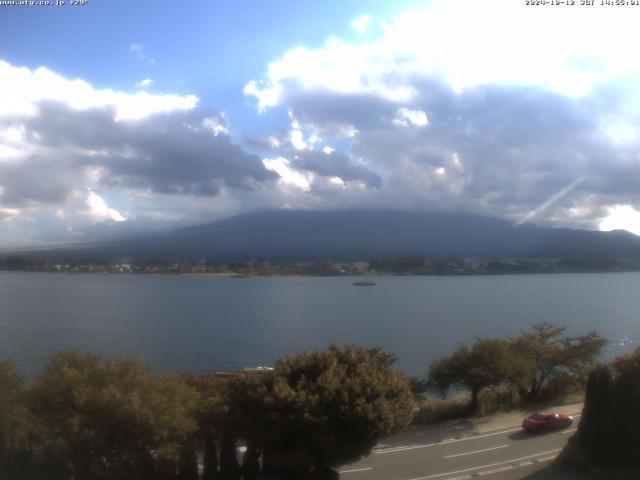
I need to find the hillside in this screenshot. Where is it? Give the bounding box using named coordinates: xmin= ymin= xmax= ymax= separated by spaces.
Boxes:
xmin=26 ymin=210 xmax=640 ymax=261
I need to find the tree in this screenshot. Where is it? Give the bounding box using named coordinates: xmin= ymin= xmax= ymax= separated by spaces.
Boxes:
xmin=428 ymin=338 xmax=516 ymax=412
xmin=511 ymin=323 xmax=606 ymax=400
xmin=219 ymin=429 xmax=240 ymax=480
xmin=0 ymin=361 xmax=27 ymax=477
xmin=235 ymin=345 xmax=415 ymax=477
xmin=568 ymin=347 xmax=640 ymax=468
xmin=29 ymin=352 xmax=199 ymax=480
xmin=182 ymin=373 xmax=230 ymax=480
xmin=201 ymin=429 xmax=219 ymax=480
xmin=178 ymin=436 xmax=199 ymax=480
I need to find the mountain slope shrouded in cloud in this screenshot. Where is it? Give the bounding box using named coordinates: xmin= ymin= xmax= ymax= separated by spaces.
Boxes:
xmin=29 ymin=210 xmax=640 ymax=261
xmin=5 ymin=1 xmax=640 ymax=247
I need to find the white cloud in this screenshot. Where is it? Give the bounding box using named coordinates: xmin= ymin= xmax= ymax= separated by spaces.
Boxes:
xmin=350 ymin=15 xmax=371 ymax=34
xmin=202 ymin=116 xmax=228 ymax=136
xmin=0 ymin=61 xmax=197 ymax=120
xmin=393 ymin=107 xmax=428 ymax=127
xmin=599 ymin=204 xmax=640 ymax=236
xmin=244 ymin=37 xmax=416 ymax=111
xmin=86 ymin=190 xmax=127 ymax=223
xmin=129 ymin=43 xmax=155 ymax=64
xmin=136 ymin=78 xmax=153 ymax=88
xmin=246 ymin=0 xmax=640 ymax=111
xmin=263 ymin=157 xmax=311 ymax=190
xmin=322 ymin=146 xmax=334 ymax=154
xmin=0 ymin=60 xmax=279 ymax=246
xmin=289 ymin=129 xmax=307 ymax=150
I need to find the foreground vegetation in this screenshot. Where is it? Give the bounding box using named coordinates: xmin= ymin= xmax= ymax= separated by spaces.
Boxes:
xmin=561 ymin=346 xmax=640 ymax=470
xmin=0 ymin=346 xmax=414 ymax=480
xmin=0 ymin=323 xmax=608 ymax=479
xmin=427 ymin=323 xmax=606 ymax=412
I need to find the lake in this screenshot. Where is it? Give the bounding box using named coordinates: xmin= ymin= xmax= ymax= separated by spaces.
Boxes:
xmin=1 ymin=271 xmax=639 ymax=377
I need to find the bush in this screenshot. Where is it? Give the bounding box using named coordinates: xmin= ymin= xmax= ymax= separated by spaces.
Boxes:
xmin=412 ymin=389 xmax=505 ymax=425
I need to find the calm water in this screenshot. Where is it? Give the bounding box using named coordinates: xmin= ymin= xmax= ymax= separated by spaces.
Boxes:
xmin=1 ymin=271 xmax=639 ymax=377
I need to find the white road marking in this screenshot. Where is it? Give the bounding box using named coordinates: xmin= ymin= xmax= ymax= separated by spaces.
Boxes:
xmin=339 ymin=467 xmax=373 ymax=474
xmin=535 ymin=455 xmax=558 ymax=463
xmin=562 ymin=428 xmax=578 ymax=434
xmin=375 ymin=427 xmax=520 ymax=455
xmin=375 ymin=411 xmax=581 ymax=456
xmin=477 ymin=465 xmax=514 ymax=476
xmin=405 ymin=448 xmax=562 ymax=480
xmin=444 ymin=444 xmax=509 ymax=459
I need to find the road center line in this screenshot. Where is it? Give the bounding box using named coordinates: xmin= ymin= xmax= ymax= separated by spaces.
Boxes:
xmin=375 ymin=427 xmax=521 ymax=455
xmin=375 ymin=411 xmax=581 ymax=456
xmin=339 ymin=467 xmax=373 ymax=474
xmin=405 ymin=448 xmax=562 ymax=480
xmin=444 ymin=444 xmax=509 ymax=459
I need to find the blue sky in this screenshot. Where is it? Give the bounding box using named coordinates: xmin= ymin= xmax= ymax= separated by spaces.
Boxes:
xmin=2 ymin=0 xmax=640 ymax=247
xmin=1 ymin=0 xmax=418 ymax=134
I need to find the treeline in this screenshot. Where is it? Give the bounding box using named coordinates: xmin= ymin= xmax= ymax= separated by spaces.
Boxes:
xmin=4 ymin=254 xmax=640 ymax=276
xmin=0 ymin=345 xmax=415 ymax=480
xmin=563 ymin=346 xmax=640 ymax=469
xmin=427 ymin=323 xmax=607 ymax=412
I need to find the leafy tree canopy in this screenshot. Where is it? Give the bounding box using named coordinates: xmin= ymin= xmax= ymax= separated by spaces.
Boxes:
xmin=428 ymin=338 xmax=517 ymax=411
xmin=511 ymin=323 xmax=607 ymax=400
xmin=29 ymin=352 xmax=198 ymax=480
xmin=235 ymin=345 xmax=415 ymax=473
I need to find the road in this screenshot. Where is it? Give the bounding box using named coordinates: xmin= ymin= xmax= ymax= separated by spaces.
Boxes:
xmin=338 ymin=404 xmax=583 ymax=480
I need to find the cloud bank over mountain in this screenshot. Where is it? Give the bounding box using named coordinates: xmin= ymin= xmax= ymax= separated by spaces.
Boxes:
xmin=3 ymin=0 xmax=640 ymax=247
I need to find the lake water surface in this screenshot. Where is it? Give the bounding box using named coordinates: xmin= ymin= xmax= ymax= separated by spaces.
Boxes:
xmin=1 ymin=271 xmax=639 ymax=377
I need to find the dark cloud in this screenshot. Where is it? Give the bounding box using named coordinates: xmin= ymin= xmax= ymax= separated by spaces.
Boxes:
xmin=277 ymin=76 xmax=640 ymax=225
xmin=0 ymin=102 xmax=278 ymax=206
xmin=0 ymin=155 xmax=76 ymax=205
xmin=294 ymin=149 xmax=381 ymax=188
xmin=283 ymin=86 xmax=398 ymax=135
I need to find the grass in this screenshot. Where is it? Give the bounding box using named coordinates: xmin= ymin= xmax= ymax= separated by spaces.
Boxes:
xmin=412 ymin=396 xmax=472 ymax=425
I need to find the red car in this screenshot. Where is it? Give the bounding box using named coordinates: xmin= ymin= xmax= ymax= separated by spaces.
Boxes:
xmin=522 ymin=410 xmax=573 ymax=433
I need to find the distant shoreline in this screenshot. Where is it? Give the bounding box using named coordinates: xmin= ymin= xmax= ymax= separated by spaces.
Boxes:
xmin=3 ymin=269 xmax=640 ymax=277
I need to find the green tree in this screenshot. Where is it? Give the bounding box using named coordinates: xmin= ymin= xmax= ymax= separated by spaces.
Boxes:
xmin=0 ymin=361 xmax=28 ymax=477
xmin=29 ymin=352 xmax=199 ymax=480
xmin=511 ymin=323 xmax=606 ymax=400
xmin=428 ymin=338 xmax=516 ymax=412
xmin=235 ymin=345 xmax=414 ymax=477
xmin=182 ymin=373 xmax=230 ymax=480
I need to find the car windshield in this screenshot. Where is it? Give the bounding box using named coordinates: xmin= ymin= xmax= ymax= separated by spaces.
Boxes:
xmin=530 ymin=413 xmax=548 ymax=421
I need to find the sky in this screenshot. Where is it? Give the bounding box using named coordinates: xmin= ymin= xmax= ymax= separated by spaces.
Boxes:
xmin=2 ymin=0 xmax=640 ymax=248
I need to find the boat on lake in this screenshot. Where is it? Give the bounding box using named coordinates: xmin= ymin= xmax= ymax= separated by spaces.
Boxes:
xmin=352 ymin=280 xmax=376 ymax=286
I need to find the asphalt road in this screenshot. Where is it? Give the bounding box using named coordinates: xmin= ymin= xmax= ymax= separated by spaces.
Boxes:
xmin=338 ymin=405 xmax=583 ymax=480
